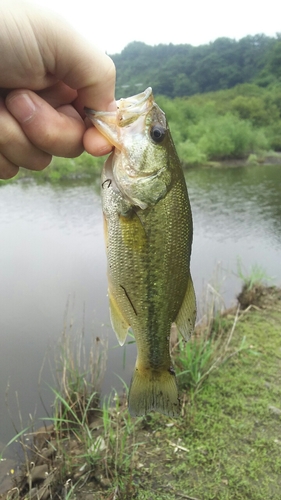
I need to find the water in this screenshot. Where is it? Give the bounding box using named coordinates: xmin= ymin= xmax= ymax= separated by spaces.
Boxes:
xmin=0 ymin=164 xmax=280 ymax=450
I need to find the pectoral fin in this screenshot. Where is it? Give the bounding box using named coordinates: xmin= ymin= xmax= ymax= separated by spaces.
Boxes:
xmin=175 ymin=273 xmax=197 ymax=340
xmin=108 ymin=289 xmax=130 ymax=346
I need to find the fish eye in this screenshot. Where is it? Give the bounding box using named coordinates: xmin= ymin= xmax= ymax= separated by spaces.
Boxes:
xmin=150 ymin=125 xmax=166 ymax=143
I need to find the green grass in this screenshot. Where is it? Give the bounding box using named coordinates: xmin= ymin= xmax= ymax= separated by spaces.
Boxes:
xmin=0 ymin=151 xmax=105 ymax=186
xmin=133 ymin=301 xmax=281 ymax=499
xmin=42 ymin=153 xmax=105 ymax=182
xmin=2 ymin=286 xmax=281 ymax=499
xmin=236 ymin=257 xmax=273 ymax=291
xmin=0 ymin=428 xmax=29 ymax=462
xmin=0 ymin=326 xmax=141 ymax=499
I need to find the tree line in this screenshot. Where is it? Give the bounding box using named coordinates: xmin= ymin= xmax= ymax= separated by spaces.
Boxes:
xmin=109 ymin=36 xmax=281 ymax=164
xmin=110 ymin=35 xmax=281 ymax=99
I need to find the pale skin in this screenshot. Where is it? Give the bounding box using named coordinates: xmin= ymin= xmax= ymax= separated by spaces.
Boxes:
xmin=0 ymin=1 xmax=116 ymax=180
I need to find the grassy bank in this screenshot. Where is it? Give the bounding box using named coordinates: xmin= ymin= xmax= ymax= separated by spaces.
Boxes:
xmin=12 ymin=153 xmax=105 ymax=184
xmin=0 ymin=153 xmax=105 ymax=186
xmin=1 ymin=281 xmax=281 ymax=499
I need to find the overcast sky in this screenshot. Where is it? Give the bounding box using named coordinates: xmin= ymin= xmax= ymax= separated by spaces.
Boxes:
xmin=33 ymin=0 xmax=280 ymax=54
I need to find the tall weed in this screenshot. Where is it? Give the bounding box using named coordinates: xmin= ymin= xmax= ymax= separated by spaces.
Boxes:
xmin=174 ymin=273 xmax=249 ymax=397
xmin=236 ymin=258 xmax=273 ymax=291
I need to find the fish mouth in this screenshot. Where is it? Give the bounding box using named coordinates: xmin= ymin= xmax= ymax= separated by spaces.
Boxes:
xmin=117 ymin=87 xmax=153 ymax=117
xmin=84 ymin=87 xmax=154 ymax=126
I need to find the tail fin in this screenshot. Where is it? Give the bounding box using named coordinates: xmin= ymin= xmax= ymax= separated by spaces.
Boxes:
xmin=128 ymin=366 xmax=180 ymax=417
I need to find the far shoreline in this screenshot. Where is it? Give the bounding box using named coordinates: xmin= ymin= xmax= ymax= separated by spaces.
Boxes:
xmin=184 ymin=151 xmax=281 ymax=169
xmin=1 ymin=151 xmax=281 ymax=186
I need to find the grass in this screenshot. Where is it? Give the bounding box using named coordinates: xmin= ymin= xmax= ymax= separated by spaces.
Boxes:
xmin=41 ymin=154 xmax=105 ymax=183
xmin=131 ymin=294 xmax=281 ymax=500
xmin=174 ymin=305 xmax=248 ymax=397
xmin=0 ymin=323 xmax=141 ymax=499
xmin=0 ymin=428 xmax=29 ymax=463
xmin=174 ymin=268 xmax=248 ymax=398
xmin=236 ymin=257 xmax=273 ymax=291
xmin=1 ymin=282 xmax=281 ymax=499
xmin=235 ymin=258 xmax=275 ymax=310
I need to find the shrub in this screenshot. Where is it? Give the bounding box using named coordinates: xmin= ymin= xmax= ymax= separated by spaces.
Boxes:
xmin=231 ymin=95 xmax=279 ymax=126
xmin=187 ymin=113 xmax=268 ymax=159
xmin=265 ymin=121 xmax=281 ymax=150
xmin=177 ymin=140 xmax=207 ymax=165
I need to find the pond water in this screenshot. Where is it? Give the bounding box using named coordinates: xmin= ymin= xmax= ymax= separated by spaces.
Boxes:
xmin=0 ymin=164 xmax=281 ymax=451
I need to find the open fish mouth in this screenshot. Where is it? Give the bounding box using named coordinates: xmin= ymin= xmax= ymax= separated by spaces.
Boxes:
xmin=85 ymin=87 xmax=154 ymax=126
xmin=117 ymin=87 xmax=154 ymax=118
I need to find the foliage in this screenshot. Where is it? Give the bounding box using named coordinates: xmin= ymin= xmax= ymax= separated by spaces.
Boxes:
xmin=13 ymin=152 xmax=105 ymax=183
xmin=176 ymin=310 xmax=250 ymax=394
xmin=267 ymin=39 xmax=281 ymax=79
xmin=176 ymin=139 xmax=207 ymax=166
xmin=111 ymin=35 xmax=279 ymax=99
xmin=174 ymin=276 xmax=248 ymax=396
xmin=236 ymin=258 xmax=273 ymax=291
xmin=108 ymin=36 xmax=281 ymax=164
xmin=265 ymin=121 xmax=281 ymax=150
xmin=188 ymin=113 xmax=262 ymax=159
xmin=157 ymin=81 xmax=281 ymax=163
xmin=47 ymin=153 xmax=105 ymax=182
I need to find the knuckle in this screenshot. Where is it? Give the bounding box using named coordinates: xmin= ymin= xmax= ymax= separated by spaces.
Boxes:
xmin=0 ymin=155 xmax=19 ymax=179
xmin=22 ymin=153 xmax=52 ymax=171
xmin=0 ymin=100 xmax=20 ymax=147
xmin=63 ymin=143 xmax=84 ymax=158
xmin=36 ymin=119 xmax=84 ymax=157
xmin=0 ymin=123 xmax=17 ymax=147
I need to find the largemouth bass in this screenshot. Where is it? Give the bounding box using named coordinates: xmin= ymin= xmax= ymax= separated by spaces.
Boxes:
xmin=85 ymin=88 xmax=196 ymax=417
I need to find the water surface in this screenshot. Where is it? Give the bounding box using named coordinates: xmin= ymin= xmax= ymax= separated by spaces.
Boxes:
xmin=0 ymin=164 xmax=280 ymax=451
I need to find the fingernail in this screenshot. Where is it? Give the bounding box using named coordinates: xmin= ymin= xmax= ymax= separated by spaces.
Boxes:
xmin=7 ymin=93 xmax=36 ymax=123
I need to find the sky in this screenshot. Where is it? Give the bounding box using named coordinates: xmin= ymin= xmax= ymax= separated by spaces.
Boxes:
xmin=33 ymin=0 xmax=280 ymax=55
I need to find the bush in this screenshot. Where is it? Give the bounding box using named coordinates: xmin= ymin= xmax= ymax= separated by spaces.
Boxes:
xmin=15 ymin=152 xmax=105 ymax=183
xmin=186 ymin=113 xmax=269 ymax=159
xmin=265 ymin=121 xmax=281 ymax=150
xmin=177 ymin=140 xmax=207 ymax=165
xmin=231 ymin=95 xmax=279 ymax=126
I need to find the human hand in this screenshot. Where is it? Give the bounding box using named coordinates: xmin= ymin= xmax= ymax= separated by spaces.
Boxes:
xmin=0 ymin=1 xmax=116 ymax=179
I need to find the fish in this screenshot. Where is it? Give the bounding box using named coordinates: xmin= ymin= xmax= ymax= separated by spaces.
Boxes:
xmin=85 ymin=87 xmax=196 ymax=417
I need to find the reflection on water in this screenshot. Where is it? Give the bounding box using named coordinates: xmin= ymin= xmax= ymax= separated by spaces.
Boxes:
xmin=0 ymin=164 xmax=281 ymax=448
xmin=189 ymin=165 xmax=281 ymax=245
xmin=188 ymin=165 xmax=281 ymax=312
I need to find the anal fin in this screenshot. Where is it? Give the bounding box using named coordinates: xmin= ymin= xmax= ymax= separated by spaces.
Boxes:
xmin=108 ymin=289 xmax=130 ymax=346
xmin=175 ymin=272 xmax=197 ymax=340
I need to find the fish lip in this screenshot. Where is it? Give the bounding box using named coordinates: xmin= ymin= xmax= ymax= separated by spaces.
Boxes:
xmin=117 ymin=87 xmax=153 ymax=115
xmin=84 ymin=107 xmax=115 ymax=117
xmin=84 ymin=87 xmax=153 ymax=119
